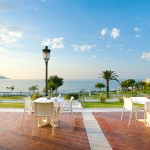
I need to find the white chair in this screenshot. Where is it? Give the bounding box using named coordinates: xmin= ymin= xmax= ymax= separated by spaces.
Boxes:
xmin=64 ymin=96 xmax=76 ymax=127
xmin=144 ymin=102 xmax=150 ymax=127
xmin=32 ymin=102 xmax=55 ymax=137
xmin=21 ymin=96 xmax=32 ymax=127
xmin=121 ymin=96 xmax=145 ymax=127
xmin=53 ymin=101 xmax=60 ymax=127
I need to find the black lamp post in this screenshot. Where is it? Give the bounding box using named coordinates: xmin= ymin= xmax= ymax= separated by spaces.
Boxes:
xmin=42 ymin=46 xmax=51 ymax=96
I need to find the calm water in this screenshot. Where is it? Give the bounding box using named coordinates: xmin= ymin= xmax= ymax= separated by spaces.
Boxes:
xmin=0 ymin=79 xmax=121 ymax=93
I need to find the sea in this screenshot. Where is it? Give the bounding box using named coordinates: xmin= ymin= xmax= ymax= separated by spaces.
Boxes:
xmin=0 ymin=79 xmax=143 ymax=94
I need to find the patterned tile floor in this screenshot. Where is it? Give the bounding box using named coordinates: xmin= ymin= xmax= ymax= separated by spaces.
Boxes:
xmin=93 ymin=112 xmax=150 ymax=150
xmin=0 ymin=112 xmax=90 ymax=150
xmin=0 ymin=110 xmax=150 ymax=150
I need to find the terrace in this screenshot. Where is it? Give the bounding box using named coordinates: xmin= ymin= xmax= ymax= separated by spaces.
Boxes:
xmin=0 ymin=107 xmax=150 ymax=150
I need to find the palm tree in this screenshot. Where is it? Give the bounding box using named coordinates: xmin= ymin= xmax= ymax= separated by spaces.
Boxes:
xmin=6 ymin=86 xmax=15 ymax=92
xmin=134 ymin=82 xmax=140 ymax=90
xmin=140 ymin=81 xmax=147 ymax=90
xmin=99 ymin=70 xmax=119 ymax=98
xmin=126 ymin=79 xmax=135 ymax=90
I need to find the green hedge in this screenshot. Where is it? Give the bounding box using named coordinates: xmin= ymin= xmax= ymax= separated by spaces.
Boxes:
xmin=63 ymin=93 xmax=79 ymax=100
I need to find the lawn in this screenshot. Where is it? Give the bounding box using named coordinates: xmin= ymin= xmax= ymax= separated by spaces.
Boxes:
xmin=0 ymin=95 xmax=25 ymax=100
xmin=0 ymin=95 xmax=145 ymax=109
xmin=0 ymin=103 xmax=24 ymax=108
xmin=84 ymin=102 xmax=123 ymax=108
xmin=0 ymin=95 xmax=25 ymax=108
xmin=84 ymin=102 xmax=144 ymax=108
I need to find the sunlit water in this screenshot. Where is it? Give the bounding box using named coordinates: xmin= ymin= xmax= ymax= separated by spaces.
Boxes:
xmin=0 ymin=79 xmax=142 ymax=93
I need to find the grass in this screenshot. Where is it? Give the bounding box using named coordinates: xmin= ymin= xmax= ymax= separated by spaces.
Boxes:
xmin=0 ymin=101 xmax=144 ymax=109
xmin=0 ymin=96 xmax=25 ymax=100
xmin=0 ymin=93 xmax=146 ymax=108
xmin=84 ymin=102 xmax=144 ymax=108
xmin=0 ymin=95 xmax=25 ymax=108
xmin=0 ymin=103 xmax=24 ymax=108
xmin=84 ymin=102 xmax=123 ymax=108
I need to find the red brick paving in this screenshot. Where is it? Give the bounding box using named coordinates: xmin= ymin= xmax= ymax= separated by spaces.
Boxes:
xmin=0 ymin=112 xmax=90 ymax=150
xmin=93 ymin=112 xmax=150 ymax=150
xmin=2 ymin=111 xmax=150 ymax=150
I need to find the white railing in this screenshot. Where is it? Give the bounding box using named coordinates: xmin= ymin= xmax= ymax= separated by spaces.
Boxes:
xmin=0 ymin=92 xmax=29 ymax=96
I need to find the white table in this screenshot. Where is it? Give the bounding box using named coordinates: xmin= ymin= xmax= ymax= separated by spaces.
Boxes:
xmin=33 ymin=97 xmax=65 ymax=111
xmin=131 ymin=97 xmax=150 ymax=104
xmin=31 ymin=97 xmax=65 ymax=127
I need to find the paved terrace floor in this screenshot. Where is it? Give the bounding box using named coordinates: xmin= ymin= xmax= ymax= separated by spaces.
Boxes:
xmin=0 ymin=108 xmax=150 ymax=150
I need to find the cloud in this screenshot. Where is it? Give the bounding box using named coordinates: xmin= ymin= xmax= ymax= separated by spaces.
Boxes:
xmin=135 ymin=34 xmax=141 ymax=38
xmin=100 ymin=28 xmax=108 ymax=37
xmin=134 ymin=27 xmax=141 ymax=32
xmin=72 ymin=44 xmax=95 ymax=52
xmin=41 ymin=37 xmax=64 ymax=49
xmin=134 ymin=27 xmax=141 ymax=38
xmin=99 ymin=27 xmax=120 ymax=39
xmin=110 ymin=28 xmax=120 ymax=39
xmin=141 ymin=52 xmax=150 ymax=61
xmin=0 ymin=23 xmax=22 ymax=44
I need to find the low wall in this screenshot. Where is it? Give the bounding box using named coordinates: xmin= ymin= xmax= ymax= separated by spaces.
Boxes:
xmin=0 ymin=92 xmax=29 ymax=96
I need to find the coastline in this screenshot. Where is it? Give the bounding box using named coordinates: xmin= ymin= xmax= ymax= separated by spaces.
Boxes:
xmin=0 ymin=78 xmax=144 ymax=93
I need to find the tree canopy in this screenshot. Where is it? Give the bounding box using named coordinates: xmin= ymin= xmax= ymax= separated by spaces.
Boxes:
xmin=44 ymin=75 xmax=64 ymax=95
xmin=29 ymin=85 xmax=39 ymax=93
xmin=48 ymin=75 xmax=63 ymax=90
xmin=95 ymin=83 xmax=105 ymax=91
xmin=120 ymin=79 xmax=147 ymax=92
xmin=99 ymin=70 xmax=119 ymax=98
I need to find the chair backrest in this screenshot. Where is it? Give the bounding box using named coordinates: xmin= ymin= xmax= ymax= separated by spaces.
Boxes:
xmin=34 ymin=102 xmax=54 ymax=117
xmin=24 ymin=96 xmax=32 ymax=111
xmin=70 ymin=96 xmax=74 ymax=109
xmin=71 ymin=96 xmax=74 ymax=100
xmin=58 ymin=94 xmax=61 ymax=98
xmin=145 ymin=102 xmax=150 ymax=112
xmin=123 ymin=96 xmax=133 ymax=111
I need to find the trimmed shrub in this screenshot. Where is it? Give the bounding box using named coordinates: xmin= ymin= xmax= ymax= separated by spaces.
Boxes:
xmin=118 ymin=97 xmax=124 ymax=103
xmin=99 ymin=93 xmax=106 ymax=103
xmin=63 ymin=93 xmax=79 ymax=100
xmin=31 ymin=91 xmax=40 ymax=100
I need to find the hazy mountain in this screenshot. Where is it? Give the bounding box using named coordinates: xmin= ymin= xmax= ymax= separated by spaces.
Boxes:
xmin=0 ymin=76 xmax=9 ymax=79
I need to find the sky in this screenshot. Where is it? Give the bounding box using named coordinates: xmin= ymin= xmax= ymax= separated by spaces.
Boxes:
xmin=0 ymin=0 xmax=150 ymax=80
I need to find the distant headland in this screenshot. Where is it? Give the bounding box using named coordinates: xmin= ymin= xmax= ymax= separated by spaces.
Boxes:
xmin=0 ymin=76 xmax=9 ymax=79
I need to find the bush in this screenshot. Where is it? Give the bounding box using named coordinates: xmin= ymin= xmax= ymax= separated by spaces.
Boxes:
xmin=118 ymin=97 xmax=124 ymax=103
xmin=31 ymin=91 xmax=40 ymax=100
xmin=99 ymin=93 xmax=106 ymax=103
xmin=63 ymin=93 xmax=79 ymax=100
